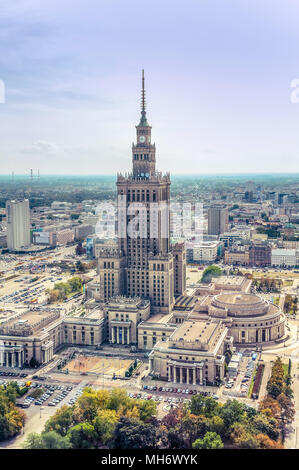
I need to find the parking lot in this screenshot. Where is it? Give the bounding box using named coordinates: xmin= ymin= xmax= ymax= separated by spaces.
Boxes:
xmin=136 ymin=384 xmax=219 ymax=405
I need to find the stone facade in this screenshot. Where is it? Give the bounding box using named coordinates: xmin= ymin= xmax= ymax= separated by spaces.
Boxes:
xmin=0 ymin=306 xmax=104 ymax=368
xmin=105 ymin=296 xmax=150 ymax=345
xmin=97 ymin=72 xmax=185 ymax=314
xmin=195 ymin=292 xmax=286 ymax=346
xmin=150 ymin=320 xmax=232 ymax=385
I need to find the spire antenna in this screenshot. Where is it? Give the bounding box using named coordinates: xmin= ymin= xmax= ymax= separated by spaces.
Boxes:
xmin=141 ymin=69 xmax=146 ymax=113
xmin=138 ymin=69 xmax=149 ymax=126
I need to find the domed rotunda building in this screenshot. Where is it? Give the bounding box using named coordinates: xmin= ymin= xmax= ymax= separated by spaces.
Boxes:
xmin=194 ymin=292 xmax=286 ymax=346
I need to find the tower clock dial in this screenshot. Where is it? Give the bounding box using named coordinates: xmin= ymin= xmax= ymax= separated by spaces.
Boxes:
xmin=139 ymin=136 xmax=146 ymax=143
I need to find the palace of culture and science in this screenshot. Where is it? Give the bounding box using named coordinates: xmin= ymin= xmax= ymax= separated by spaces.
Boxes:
xmin=0 ymin=73 xmax=286 ymax=386
xmin=97 ymin=71 xmax=186 ymax=314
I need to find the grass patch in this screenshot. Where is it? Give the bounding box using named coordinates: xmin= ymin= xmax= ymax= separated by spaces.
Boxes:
xmin=247 ymin=369 xmax=256 ymax=398
xmin=282 ymin=363 xmax=289 ymax=377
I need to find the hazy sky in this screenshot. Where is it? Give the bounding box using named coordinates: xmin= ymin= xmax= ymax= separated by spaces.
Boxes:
xmin=1 ymin=0 xmax=299 ymax=175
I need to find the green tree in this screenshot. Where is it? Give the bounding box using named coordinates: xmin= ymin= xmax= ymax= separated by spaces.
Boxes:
xmin=208 ymin=415 xmax=225 ymax=437
xmin=189 ymin=394 xmax=206 ymax=416
xmin=180 ymin=414 xmax=209 ymax=446
xmin=230 ymin=422 xmax=259 ymax=448
xmin=93 ymin=409 xmax=118 ymax=445
xmin=67 ymin=423 xmax=97 ymax=449
xmin=201 ymin=265 xmax=222 ymax=284
xmin=277 ymin=393 xmax=295 ymax=442
xmin=192 ymin=431 xmax=224 ymax=449
xmin=0 ymin=385 xmax=26 ymax=441
xmin=68 ymin=277 xmax=82 ymax=292
xmin=219 ymin=399 xmax=247 ymax=435
xmin=76 ymin=261 xmax=86 ymax=273
xmin=22 ymin=432 xmax=43 ymax=449
xmin=22 ymin=431 xmax=71 ymax=449
xmin=112 ymin=417 xmax=157 ymax=449
xmin=138 ymin=399 xmax=157 ymax=422
xmin=44 ymin=405 xmax=75 ymax=436
xmin=251 ymin=414 xmax=279 ymax=441
xmin=266 ymin=357 xmax=285 ymax=399
xmin=107 ymin=388 xmax=131 ymax=413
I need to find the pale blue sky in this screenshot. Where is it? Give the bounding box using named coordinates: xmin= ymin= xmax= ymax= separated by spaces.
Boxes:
xmin=1 ymin=0 xmax=299 ymax=175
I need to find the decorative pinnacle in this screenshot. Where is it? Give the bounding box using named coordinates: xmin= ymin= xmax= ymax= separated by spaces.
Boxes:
xmin=141 ymin=69 xmax=146 ymax=113
xmin=139 ymin=69 xmax=148 ymax=126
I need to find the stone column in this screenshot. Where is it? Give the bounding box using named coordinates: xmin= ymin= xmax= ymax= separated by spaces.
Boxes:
xmin=193 ymin=368 xmax=196 ymax=385
xmin=179 ymin=367 xmax=183 ymax=384
xmin=111 ymin=327 xmax=115 ymax=343
xmin=127 ymin=328 xmax=130 ymax=345
xmin=173 ymin=366 xmax=177 ymax=383
xmin=199 ymin=367 xmax=203 ymax=385
xmin=186 ymin=368 xmax=190 ymax=385
xmin=12 ymin=352 xmax=16 ymax=368
xmin=168 ymin=366 xmax=172 ymax=382
xmin=122 ymin=327 xmax=125 ymax=345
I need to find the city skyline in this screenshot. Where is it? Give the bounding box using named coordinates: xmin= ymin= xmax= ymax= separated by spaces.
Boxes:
xmin=1 ymin=1 xmax=299 ymax=175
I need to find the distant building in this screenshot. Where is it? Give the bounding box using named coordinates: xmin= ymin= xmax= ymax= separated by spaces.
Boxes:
xmin=6 ymin=199 xmax=30 ymax=250
xmin=50 ymin=229 xmax=74 ymax=246
xmin=249 ymin=242 xmax=271 ymax=267
xmin=32 ymin=230 xmax=50 ymax=245
xmin=74 ymin=224 xmax=94 ymax=240
xmin=224 ymin=246 xmax=250 ymax=265
xmin=271 ymin=248 xmax=298 ymax=267
xmin=186 ymin=241 xmax=219 ymax=264
xmin=208 ymin=206 xmax=228 ymax=235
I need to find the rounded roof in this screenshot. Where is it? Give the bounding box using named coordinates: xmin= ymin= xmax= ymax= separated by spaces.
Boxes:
xmin=211 ymin=293 xmax=275 ymax=318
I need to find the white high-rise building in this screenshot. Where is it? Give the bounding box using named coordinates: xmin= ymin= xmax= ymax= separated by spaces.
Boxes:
xmin=6 ymin=199 xmax=30 ymax=250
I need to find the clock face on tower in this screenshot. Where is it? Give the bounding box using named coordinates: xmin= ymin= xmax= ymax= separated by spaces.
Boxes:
xmin=139 ymin=136 xmax=146 ymax=143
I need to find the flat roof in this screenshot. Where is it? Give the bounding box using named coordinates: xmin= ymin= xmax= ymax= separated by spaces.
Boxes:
xmin=272 ymin=249 xmax=296 ymax=256
xmin=214 ymin=276 xmax=244 ymax=286
xmin=171 ymin=320 xmax=218 ymax=343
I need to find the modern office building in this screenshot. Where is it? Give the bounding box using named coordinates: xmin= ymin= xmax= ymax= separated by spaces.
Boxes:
xmin=208 ymin=206 xmax=228 ymax=235
xmin=6 ymin=199 xmax=30 ymax=250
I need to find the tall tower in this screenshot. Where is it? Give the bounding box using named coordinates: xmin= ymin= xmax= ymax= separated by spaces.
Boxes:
xmin=98 ymin=71 xmax=185 ymax=312
xmin=132 ymin=70 xmax=156 ymax=178
xmin=6 ymin=199 xmax=30 ymax=250
xmin=116 ymin=71 xmax=175 ymax=313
